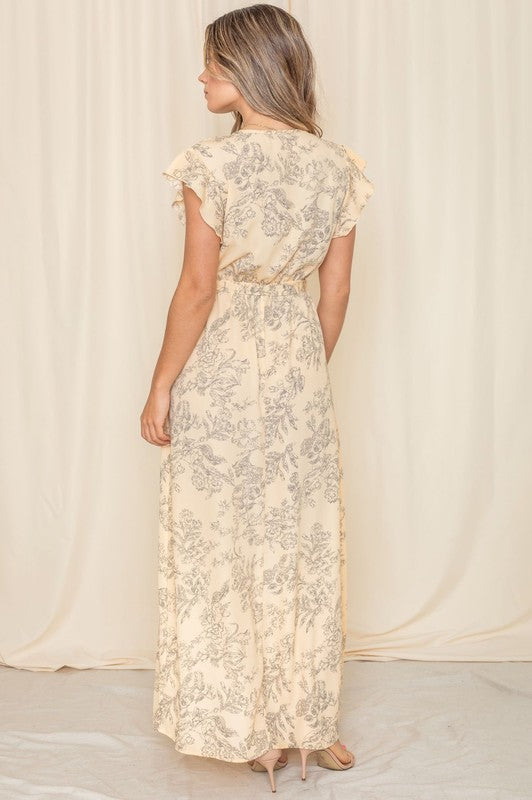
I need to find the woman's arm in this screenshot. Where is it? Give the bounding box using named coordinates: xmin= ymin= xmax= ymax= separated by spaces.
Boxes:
xmin=316 ymin=226 xmax=357 ymax=363
xmin=140 ymin=186 xmax=220 ymax=446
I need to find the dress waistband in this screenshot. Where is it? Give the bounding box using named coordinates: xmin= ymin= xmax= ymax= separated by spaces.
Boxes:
xmin=217 ymin=275 xmax=308 ymax=291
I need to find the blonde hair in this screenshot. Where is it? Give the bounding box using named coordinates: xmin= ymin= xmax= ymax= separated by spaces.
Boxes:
xmin=203 ymin=4 xmax=323 ymax=137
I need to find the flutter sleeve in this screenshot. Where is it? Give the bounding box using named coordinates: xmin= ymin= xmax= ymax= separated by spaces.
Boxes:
xmin=332 ymin=145 xmax=375 ymax=238
xmin=162 ymin=145 xmax=225 ymax=239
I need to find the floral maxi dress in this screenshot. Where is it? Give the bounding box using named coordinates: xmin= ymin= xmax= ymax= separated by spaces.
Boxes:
xmin=153 ymin=128 xmax=374 ymax=762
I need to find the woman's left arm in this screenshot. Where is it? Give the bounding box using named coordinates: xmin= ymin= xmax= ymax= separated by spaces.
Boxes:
xmin=140 ymin=185 xmax=220 ymax=446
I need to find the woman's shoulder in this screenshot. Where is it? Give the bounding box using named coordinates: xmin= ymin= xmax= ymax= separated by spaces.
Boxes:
xmin=168 ymin=132 xmax=369 ymax=181
xmin=315 ymin=136 xmax=367 ymax=169
xmin=169 ymin=135 xmax=225 ymax=164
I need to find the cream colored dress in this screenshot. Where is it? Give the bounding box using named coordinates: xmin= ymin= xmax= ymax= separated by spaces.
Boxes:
xmin=153 ymin=128 xmax=374 ymax=762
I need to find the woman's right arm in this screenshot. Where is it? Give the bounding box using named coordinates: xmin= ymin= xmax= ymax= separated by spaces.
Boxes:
xmin=316 ymin=226 xmax=357 ymax=363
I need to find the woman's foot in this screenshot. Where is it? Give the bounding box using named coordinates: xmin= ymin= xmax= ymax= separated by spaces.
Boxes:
xmin=326 ymin=739 xmax=353 ymax=764
xmin=247 ymin=748 xmax=288 ymax=767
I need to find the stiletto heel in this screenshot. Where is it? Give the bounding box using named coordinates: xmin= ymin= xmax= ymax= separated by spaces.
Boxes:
xmin=298 ymin=747 xmax=314 ymax=780
xmin=253 ymin=748 xmax=283 ymax=792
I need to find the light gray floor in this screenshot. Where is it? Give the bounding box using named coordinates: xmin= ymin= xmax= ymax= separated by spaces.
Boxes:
xmin=0 ymin=661 xmax=531 ymax=799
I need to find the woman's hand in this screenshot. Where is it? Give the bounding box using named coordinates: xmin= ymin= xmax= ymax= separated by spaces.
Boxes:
xmin=140 ymin=386 xmax=171 ymax=446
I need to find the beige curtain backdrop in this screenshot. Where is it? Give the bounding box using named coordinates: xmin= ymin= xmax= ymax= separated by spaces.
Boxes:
xmin=1 ymin=0 xmax=530 ymax=671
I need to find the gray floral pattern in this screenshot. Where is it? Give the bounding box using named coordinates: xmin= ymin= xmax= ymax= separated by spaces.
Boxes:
xmin=153 ymin=130 xmax=373 ymax=762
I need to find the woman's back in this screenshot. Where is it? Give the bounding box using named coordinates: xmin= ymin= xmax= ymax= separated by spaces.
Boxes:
xmin=162 ymin=129 xmax=374 ymax=283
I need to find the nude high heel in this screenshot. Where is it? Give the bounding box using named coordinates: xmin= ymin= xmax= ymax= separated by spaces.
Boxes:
xmin=298 ymin=742 xmax=355 ymax=780
xmin=252 ymin=748 xmax=283 ymax=792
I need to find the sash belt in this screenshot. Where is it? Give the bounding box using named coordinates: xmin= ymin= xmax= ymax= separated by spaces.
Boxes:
xmin=217 ymin=275 xmax=308 ymax=291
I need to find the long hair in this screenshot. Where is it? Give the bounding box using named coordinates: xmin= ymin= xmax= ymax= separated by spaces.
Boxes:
xmin=203 ymin=4 xmax=323 ymax=137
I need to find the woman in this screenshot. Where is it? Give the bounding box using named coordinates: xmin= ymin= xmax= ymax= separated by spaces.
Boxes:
xmin=141 ymin=3 xmax=374 ymax=792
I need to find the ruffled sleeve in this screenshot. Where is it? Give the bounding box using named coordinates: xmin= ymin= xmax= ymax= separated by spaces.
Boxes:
xmin=162 ymin=146 xmax=225 ymax=239
xmin=332 ymin=145 xmax=375 ymax=238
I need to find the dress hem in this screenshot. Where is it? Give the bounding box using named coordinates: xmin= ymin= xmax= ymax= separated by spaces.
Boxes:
xmin=154 ymin=723 xmax=340 ymax=764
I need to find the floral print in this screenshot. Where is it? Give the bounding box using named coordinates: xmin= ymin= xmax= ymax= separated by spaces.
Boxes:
xmin=153 ymin=130 xmax=374 ymax=762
